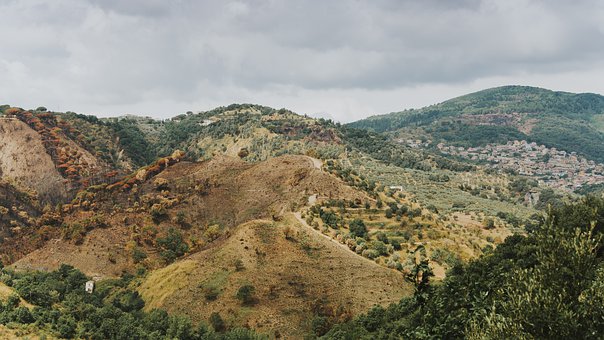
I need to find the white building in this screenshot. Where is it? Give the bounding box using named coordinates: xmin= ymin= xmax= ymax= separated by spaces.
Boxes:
xmin=85 ymin=281 xmax=95 ymax=294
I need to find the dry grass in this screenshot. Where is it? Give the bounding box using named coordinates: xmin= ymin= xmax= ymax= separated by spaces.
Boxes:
xmin=137 ymin=217 xmax=412 ymax=338
xmin=139 ymin=260 xmax=197 ymax=310
xmin=0 ymin=282 xmax=34 ymax=309
xmin=13 ymin=155 xmax=367 ymax=279
xmin=0 ymin=325 xmax=56 ymax=340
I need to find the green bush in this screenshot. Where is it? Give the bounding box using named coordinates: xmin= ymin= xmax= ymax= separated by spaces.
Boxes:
xmin=156 ymin=228 xmax=189 ymax=264
xmin=348 ymin=219 xmax=368 ymax=239
xmin=0 ymin=266 xmax=265 ymax=339
xmin=235 ymin=285 xmax=256 ymax=305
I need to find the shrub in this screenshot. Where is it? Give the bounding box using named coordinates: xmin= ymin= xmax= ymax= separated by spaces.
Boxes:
xmin=235 ymin=285 xmax=256 ymax=305
xmin=132 ymin=247 xmax=148 ymax=263
xmin=203 ymin=285 xmax=220 ymax=301
xmin=349 ymin=219 xmax=368 ymax=239
xmin=370 ymin=241 xmax=388 ymax=256
xmin=234 ymin=259 xmax=245 ymax=271
xmin=362 ymin=249 xmax=380 ymax=259
xmin=376 ymin=232 xmax=389 ymax=244
xmin=175 ymin=211 xmax=187 ymax=226
xmin=150 ymin=204 xmax=167 ymax=222
xmin=209 ymin=312 xmax=225 ymax=332
xmin=156 ymin=228 xmax=189 ymax=264
xmin=204 ymin=224 xmax=221 ymax=241
xmin=483 ymin=218 xmax=495 ymax=229
xmin=390 ymin=239 xmax=402 ymax=250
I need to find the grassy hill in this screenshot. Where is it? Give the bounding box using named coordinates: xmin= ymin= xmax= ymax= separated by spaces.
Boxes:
xmin=349 ymin=86 xmax=604 ymax=162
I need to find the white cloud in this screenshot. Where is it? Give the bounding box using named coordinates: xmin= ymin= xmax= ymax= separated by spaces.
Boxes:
xmin=0 ymin=0 xmax=603 ymax=121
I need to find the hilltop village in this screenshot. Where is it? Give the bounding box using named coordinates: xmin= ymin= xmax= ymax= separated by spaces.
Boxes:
xmin=437 ymin=140 xmax=604 ymax=191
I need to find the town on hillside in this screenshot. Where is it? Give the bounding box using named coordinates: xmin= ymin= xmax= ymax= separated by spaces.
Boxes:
xmin=437 ymin=140 xmax=604 ymax=192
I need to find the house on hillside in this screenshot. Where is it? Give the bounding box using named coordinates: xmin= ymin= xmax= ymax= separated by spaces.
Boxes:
xmin=85 ymin=281 xmax=95 ymax=294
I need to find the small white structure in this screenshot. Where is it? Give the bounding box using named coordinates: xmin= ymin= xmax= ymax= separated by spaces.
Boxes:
xmin=85 ymin=280 xmax=95 ymax=294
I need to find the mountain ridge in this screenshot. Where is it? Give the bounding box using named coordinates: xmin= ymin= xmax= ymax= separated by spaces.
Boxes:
xmin=348 ymin=85 xmax=604 ymax=163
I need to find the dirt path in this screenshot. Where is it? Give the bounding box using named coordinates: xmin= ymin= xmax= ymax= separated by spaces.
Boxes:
xmin=305 ymin=156 xmax=323 ymax=169
xmin=293 ymin=212 xmax=389 ymax=270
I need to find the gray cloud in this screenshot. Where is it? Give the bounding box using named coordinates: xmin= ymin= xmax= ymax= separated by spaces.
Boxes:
xmin=1 ymin=0 xmax=604 ymax=121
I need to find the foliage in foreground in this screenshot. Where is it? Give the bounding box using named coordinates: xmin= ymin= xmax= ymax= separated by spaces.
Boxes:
xmin=0 ymin=265 xmax=265 ymax=340
xmin=323 ymin=197 xmax=604 ymax=339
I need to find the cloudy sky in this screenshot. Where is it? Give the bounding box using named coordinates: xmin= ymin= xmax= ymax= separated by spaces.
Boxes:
xmin=1 ymin=0 xmax=604 ymax=122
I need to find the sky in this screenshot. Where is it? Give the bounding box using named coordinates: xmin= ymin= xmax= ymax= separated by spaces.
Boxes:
xmin=1 ymin=0 xmax=604 ymax=123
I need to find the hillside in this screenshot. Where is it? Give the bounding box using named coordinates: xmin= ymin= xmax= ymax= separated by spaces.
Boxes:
xmin=11 ymin=154 xmax=365 ymax=275
xmin=139 ymin=216 xmax=411 ymax=338
xmin=0 ymin=180 xmax=42 ymax=264
xmin=9 ymin=153 xmax=413 ymax=337
xmin=2 ymin=102 xmax=543 ymax=272
xmin=110 ymin=104 xmax=345 ymax=163
xmin=349 ymin=86 xmax=604 ymax=163
xmin=0 ymin=117 xmax=69 ymax=202
xmin=0 ymin=94 xmax=598 ymax=338
xmin=0 ymin=107 xmax=136 ymax=203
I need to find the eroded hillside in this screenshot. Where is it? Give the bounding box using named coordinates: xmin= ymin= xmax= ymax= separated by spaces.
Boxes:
xmin=0 ymin=118 xmax=68 ymax=202
xmin=12 ymin=154 xmax=364 ymax=275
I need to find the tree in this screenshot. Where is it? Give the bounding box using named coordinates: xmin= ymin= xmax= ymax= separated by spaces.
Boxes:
xmin=157 ymin=228 xmax=189 ymax=264
xmin=468 ymin=221 xmax=602 ymax=339
xmin=209 ymin=312 xmax=225 ymax=332
xmin=349 ymin=219 xmax=368 ymax=239
xmin=235 ymin=285 xmax=256 ymax=305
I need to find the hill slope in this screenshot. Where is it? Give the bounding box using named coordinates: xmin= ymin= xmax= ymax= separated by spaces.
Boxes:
xmin=139 ymin=216 xmax=411 ymax=338
xmin=10 ymin=153 xmax=409 ymax=337
xmin=11 ymin=154 xmax=365 ymax=276
xmin=0 ymin=107 xmax=136 ymax=203
xmin=349 ymin=86 xmax=604 ymax=162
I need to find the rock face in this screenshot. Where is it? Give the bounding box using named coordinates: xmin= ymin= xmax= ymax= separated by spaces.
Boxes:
xmin=0 ymin=118 xmax=67 ymax=202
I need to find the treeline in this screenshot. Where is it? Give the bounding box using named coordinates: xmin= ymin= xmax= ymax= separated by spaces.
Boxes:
xmin=108 ymin=119 xmax=157 ymax=166
xmin=340 ymin=127 xmax=474 ymax=172
xmin=0 ymin=265 xmax=264 ymax=339
xmin=322 ymin=196 xmax=604 ymax=339
xmin=350 ymin=86 xmax=604 ymax=133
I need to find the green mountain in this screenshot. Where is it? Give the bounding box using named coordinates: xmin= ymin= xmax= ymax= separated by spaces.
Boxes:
xmin=349 ymin=86 xmax=604 ymax=162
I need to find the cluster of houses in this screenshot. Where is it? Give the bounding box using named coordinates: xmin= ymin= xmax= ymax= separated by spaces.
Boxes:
xmin=398 ymin=138 xmax=432 ymax=148
xmin=438 ymin=140 xmax=604 ymax=192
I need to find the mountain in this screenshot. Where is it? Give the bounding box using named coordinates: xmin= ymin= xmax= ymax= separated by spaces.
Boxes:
xmin=349 ymin=85 xmax=604 ymax=163
xmin=0 ymin=92 xmax=602 ymax=339
xmin=112 ymin=104 xmax=345 ymax=163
